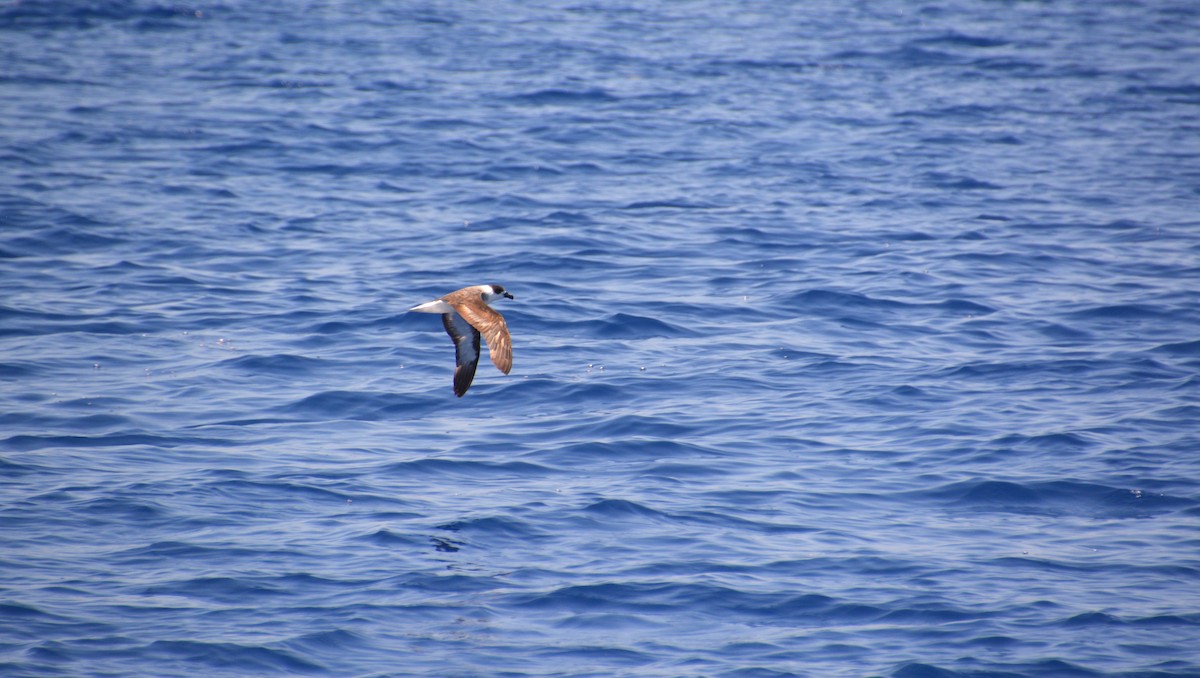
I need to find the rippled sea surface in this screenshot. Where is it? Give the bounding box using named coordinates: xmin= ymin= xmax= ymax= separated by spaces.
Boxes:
xmin=3 ymin=1 xmax=1200 ymax=676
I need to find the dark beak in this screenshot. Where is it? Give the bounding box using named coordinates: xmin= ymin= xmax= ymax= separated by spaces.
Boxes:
xmin=504 ymin=292 xmax=515 ymax=300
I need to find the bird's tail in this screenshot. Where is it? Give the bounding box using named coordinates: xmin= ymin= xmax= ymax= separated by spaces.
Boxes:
xmin=409 ymin=299 xmax=454 ymax=313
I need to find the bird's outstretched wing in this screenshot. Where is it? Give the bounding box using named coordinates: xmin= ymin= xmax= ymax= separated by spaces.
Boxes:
xmin=442 ymin=312 xmax=481 ymax=397
xmin=452 ymin=301 xmax=512 ymax=374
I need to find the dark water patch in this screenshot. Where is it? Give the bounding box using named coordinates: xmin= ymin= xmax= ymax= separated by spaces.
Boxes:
xmin=1122 ymin=83 xmax=1200 ymax=105
xmin=854 ymin=381 xmax=945 ymax=408
xmin=548 ymin=438 xmax=717 ymax=462
xmin=189 ymin=416 xmax=304 ymax=429
xmin=1 ymin=431 xmax=232 ymax=452
xmin=1171 ymin=375 xmax=1200 ymax=393
xmin=0 ymin=362 xmax=41 ymax=378
xmin=1066 ymin=303 xmax=1175 ymax=321
xmin=142 ymin=639 xmax=325 ymax=674
xmin=475 ymin=163 xmax=565 ymax=181
xmin=964 ymin=635 xmax=1026 ymax=651
xmin=1142 ymin=405 xmax=1200 ymax=423
xmin=56 ymin=319 xmax=147 ymax=336
xmin=970 ymin=55 xmax=1044 ymax=73
xmin=76 ymin=495 xmax=171 ymax=522
xmin=784 ymin=289 xmax=995 ymax=321
xmin=924 ymin=479 xmax=1195 ymax=518
xmin=712 ymin=591 xmax=883 ymax=624
xmin=0 ymin=456 xmax=39 ymax=476
xmin=380 ymin=457 xmax=557 ymax=479
xmin=219 ymin=353 xmax=331 ymax=376
xmin=877 ymin=606 xmax=980 ymax=624
xmin=702 ymin=57 xmax=818 ymax=74
xmin=357 ymin=528 xmax=421 ymax=548
xmin=532 ymin=645 xmax=654 ymax=668
xmin=834 ymin=45 xmax=963 ymax=68
xmin=274 ymin=572 xmax=362 ymax=591
xmin=892 ymin=661 xmax=1104 ymax=678
xmin=936 ymin=357 xmax=1096 ymax=383
xmin=644 ymin=300 xmax=759 ymax=326
xmin=504 ymin=582 xmax=687 ymax=614
xmin=0 ymin=412 xmax=140 ymax=433
xmin=913 ymin=32 xmax=1009 ymax=49
xmin=563 ymin=414 xmax=701 ymax=441
xmin=435 ymin=515 xmax=544 ymax=540
xmin=457 ymin=192 xmax=552 ymax=211
xmin=278 ymin=390 xmax=437 ymax=420
xmin=884 ymin=384 xmax=950 ymax=403
xmin=2 ymin=225 xmax=123 ymax=255
xmin=677 ymin=509 xmax=819 ymax=536
xmin=624 ymin=199 xmax=719 ymax=210
xmin=553 ymin=612 xmax=663 ymax=631
xmin=1153 ymin=339 xmax=1200 ymax=356
xmin=506 ymin=88 xmax=620 ymax=106
xmin=785 ymin=288 xmax=896 ymax=314
xmin=0 ymin=602 xmax=65 ymax=622
xmin=1032 ymin=321 xmax=1093 ymax=342
xmin=540 ymin=209 xmax=599 ymax=228
xmin=1128 ymin=614 xmax=1200 ymax=627
xmin=280 ymin=628 xmax=371 ymax=655
xmin=455 ymin=214 xmax=546 ymax=232
xmin=0 ymin=1 xmax=206 ymax=30
xmin=0 ymin=305 xmax=79 ymax=327
xmin=115 ymin=540 xmax=279 ymax=562
xmin=562 ymin=312 xmax=694 ymax=339
xmin=989 ymin=431 xmax=1096 ymax=453
xmin=430 ymin=535 xmax=461 ymax=552
xmin=140 ymin=576 xmax=291 ymax=604
xmin=713 ymin=667 xmax=803 ymax=678
xmin=385 ymin=571 xmax=502 ymax=595
xmin=204 ymin=478 xmax=357 ymax=507
xmin=0 ymin=311 xmax=148 ymax=338
xmin=582 ymin=498 xmax=671 ymax=521
xmin=921 ymin=172 xmax=1004 ymax=190
xmin=489 ymin=376 xmax=625 ymax=403
xmin=643 ymin=461 xmax=730 ymax=478
xmin=1063 ymin=611 xmax=1124 ymax=627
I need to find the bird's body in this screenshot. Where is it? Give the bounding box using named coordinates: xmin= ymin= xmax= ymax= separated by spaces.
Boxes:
xmin=410 ymin=284 xmax=514 ymax=397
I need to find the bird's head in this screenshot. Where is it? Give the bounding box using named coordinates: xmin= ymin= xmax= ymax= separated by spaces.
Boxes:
xmin=485 ymin=284 xmax=514 ymax=301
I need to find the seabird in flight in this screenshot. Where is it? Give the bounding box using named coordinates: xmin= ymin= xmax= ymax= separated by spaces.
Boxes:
xmin=410 ymin=284 xmax=514 ymax=397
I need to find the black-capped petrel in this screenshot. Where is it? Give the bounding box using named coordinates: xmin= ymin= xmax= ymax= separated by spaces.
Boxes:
xmin=410 ymin=284 xmax=514 ymax=397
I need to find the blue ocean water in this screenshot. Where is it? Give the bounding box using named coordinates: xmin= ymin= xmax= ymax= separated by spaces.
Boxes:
xmin=3 ymin=0 xmax=1200 ymax=676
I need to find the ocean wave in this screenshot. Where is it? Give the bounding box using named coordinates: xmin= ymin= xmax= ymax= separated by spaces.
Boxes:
xmin=3 ymin=0 xmax=1199 ymax=676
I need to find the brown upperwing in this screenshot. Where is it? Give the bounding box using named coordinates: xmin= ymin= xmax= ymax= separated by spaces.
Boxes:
xmin=451 ymin=297 xmax=512 ymax=374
